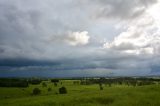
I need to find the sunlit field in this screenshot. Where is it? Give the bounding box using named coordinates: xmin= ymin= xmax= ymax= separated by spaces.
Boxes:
xmin=0 ymin=77 xmax=160 ymax=106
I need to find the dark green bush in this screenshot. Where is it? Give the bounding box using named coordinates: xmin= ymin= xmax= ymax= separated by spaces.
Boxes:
xmin=42 ymin=82 xmax=47 ymax=87
xmin=54 ymin=82 xmax=58 ymax=87
xmin=99 ymin=83 xmax=103 ymax=90
xmin=32 ymin=88 xmax=41 ymax=95
xmin=48 ymin=87 xmax=52 ymax=92
xmin=59 ymin=87 xmax=67 ymax=94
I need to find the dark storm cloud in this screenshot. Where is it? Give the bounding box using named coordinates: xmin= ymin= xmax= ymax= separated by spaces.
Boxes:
xmin=0 ymin=49 xmax=157 ymax=77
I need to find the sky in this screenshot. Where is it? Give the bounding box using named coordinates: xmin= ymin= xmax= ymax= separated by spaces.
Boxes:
xmin=0 ymin=0 xmax=160 ymax=77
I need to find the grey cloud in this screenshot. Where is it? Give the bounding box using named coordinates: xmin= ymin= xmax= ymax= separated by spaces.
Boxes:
xmin=0 ymin=49 xmax=157 ymax=77
xmin=86 ymin=0 xmax=158 ymax=20
xmin=0 ymin=0 xmax=90 ymax=60
xmin=109 ymin=42 xmax=137 ymax=51
xmin=0 ymin=0 xmax=160 ymax=77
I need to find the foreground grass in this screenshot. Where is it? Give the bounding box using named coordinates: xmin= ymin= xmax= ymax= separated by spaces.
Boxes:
xmin=0 ymin=80 xmax=160 ymax=106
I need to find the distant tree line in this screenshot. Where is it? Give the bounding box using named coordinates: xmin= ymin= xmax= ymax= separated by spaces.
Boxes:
xmin=51 ymin=79 xmax=59 ymax=83
xmin=0 ymin=77 xmax=159 ymax=88
xmin=51 ymin=79 xmax=60 ymax=87
xmin=79 ymin=77 xmax=159 ymax=87
xmin=28 ymin=79 xmax=42 ymax=85
xmin=0 ymin=78 xmax=43 ymax=87
xmin=0 ymin=78 xmax=29 ymax=87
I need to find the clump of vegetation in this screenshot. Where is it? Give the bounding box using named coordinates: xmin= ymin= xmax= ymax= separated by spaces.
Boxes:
xmin=51 ymin=79 xmax=59 ymax=87
xmin=32 ymin=88 xmax=41 ymax=95
xmin=42 ymin=82 xmax=47 ymax=87
xmin=54 ymin=82 xmax=58 ymax=87
xmin=73 ymin=81 xmax=80 ymax=85
xmin=99 ymin=83 xmax=103 ymax=90
xmin=48 ymin=87 xmax=52 ymax=92
xmin=59 ymin=86 xmax=67 ymax=94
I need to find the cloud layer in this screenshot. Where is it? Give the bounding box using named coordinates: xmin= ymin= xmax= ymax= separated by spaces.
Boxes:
xmin=0 ymin=0 xmax=160 ymax=77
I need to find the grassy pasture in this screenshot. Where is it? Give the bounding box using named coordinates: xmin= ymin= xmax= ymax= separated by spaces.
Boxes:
xmin=0 ymin=79 xmax=160 ymax=106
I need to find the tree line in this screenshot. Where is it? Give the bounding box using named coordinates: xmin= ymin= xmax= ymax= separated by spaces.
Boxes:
xmin=77 ymin=77 xmax=160 ymax=87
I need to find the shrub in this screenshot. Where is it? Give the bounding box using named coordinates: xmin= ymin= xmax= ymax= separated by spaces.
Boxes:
xmin=100 ymin=86 xmax=103 ymax=90
xmin=48 ymin=87 xmax=52 ymax=92
xmin=99 ymin=83 xmax=103 ymax=90
xmin=32 ymin=88 xmax=41 ymax=95
xmin=59 ymin=87 xmax=67 ymax=94
xmin=54 ymin=82 xmax=58 ymax=87
xmin=73 ymin=81 xmax=79 ymax=85
xmin=42 ymin=82 xmax=47 ymax=87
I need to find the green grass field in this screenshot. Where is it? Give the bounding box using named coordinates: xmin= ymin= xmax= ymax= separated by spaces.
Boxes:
xmin=0 ymin=80 xmax=160 ymax=106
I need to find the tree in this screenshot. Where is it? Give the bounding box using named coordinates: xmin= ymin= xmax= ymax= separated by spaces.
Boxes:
xmin=108 ymin=82 xmax=112 ymax=87
xmin=42 ymin=82 xmax=47 ymax=87
xmin=99 ymin=83 xmax=103 ymax=90
xmin=32 ymin=88 xmax=41 ymax=95
xmin=59 ymin=87 xmax=67 ymax=94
